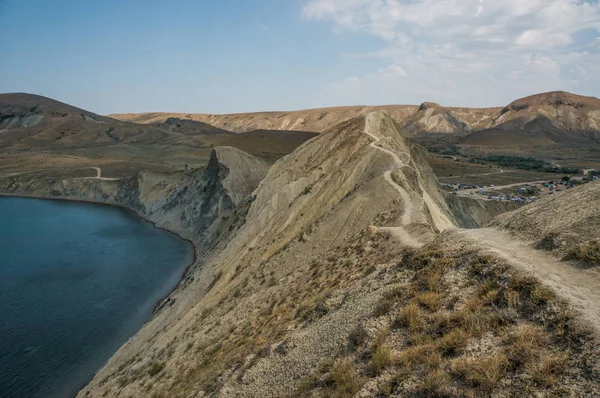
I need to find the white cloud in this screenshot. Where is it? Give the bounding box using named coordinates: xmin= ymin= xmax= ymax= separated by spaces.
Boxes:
xmin=302 ymin=0 xmax=600 ymax=106
xmin=379 ymin=64 xmax=408 ymax=78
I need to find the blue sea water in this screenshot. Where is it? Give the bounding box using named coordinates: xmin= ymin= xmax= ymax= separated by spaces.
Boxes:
xmin=0 ymin=197 xmax=194 ymax=398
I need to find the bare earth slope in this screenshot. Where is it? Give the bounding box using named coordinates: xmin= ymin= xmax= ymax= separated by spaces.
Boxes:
xmin=490 ymin=180 xmax=600 ymax=257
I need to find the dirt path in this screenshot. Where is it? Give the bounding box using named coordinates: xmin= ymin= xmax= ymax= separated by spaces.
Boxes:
xmin=363 ymin=112 xmax=422 ymax=247
xmin=1 ymin=166 xmax=120 ymax=181
xmin=458 ymin=228 xmax=600 ymax=332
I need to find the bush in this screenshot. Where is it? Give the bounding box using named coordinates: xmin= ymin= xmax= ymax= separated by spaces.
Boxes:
xmin=452 ymin=354 xmax=509 ymax=391
xmin=329 ymin=359 xmax=363 ymax=398
xmin=148 ymin=362 xmax=165 ymax=376
xmin=437 ymin=329 xmax=468 ymax=357
xmin=566 ymin=241 xmax=600 ymax=266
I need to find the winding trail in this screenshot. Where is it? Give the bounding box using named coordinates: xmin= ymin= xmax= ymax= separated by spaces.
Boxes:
xmin=459 ymin=228 xmax=600 ymax=332
xmin=363 ymin=113 xmax=422 ymax=247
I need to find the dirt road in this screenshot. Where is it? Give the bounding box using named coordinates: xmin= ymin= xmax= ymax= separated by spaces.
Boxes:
xmin=458 ymin=228 xmax=600 ymax=332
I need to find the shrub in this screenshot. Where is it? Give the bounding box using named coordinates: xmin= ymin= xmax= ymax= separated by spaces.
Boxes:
xmin=452 ymin=354 xmax=509 ymax=391
xmin=148 ymin=362 xmax=165 ymax=376
xmin=567 ymin=241 xmax=600 ymax=266
xmin=417 ymin=292 xmax=443 ymax=312
xmin=395 ymin=304 xmax=426 ymax=332
xmin=328 ymin=359 xmax=363 ymax=398
xmin=347 ymin=325 xmax=368 ymax=353
xmin=437 ymin=329 xmax=468 ymax=357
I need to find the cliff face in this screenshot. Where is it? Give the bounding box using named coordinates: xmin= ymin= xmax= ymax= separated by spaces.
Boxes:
xmin=0 ymin=146 xmax=268 ymax=252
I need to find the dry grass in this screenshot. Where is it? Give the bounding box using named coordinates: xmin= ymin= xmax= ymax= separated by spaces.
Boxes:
xmin=327 ymin=359 xmax=363 ymax=398
xmin=371 ymin=345 xmax=392 ymax=374
xmin=416 ymin=291 xmax=443 ymax=312
xmin=567 ymin=240 xmax=600 ymax=266
xmin=451 ymin=354 xmax=509 ymax=391
xmin=437 ymin=329 xmax=469 ymax=357
xmin=395 ymin=303 xmax=426 ymax=332
xmin=526 ymin=352 xmax=569 ymax=387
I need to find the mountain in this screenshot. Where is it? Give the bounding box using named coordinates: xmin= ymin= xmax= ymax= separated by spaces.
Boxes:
xmin=110 ymin=91 xmax=600 ymax=146
xmin=110 ymin=104 xmax=500 ymax=135
xmin=220 ymin=129 xmax=319 ymax=160
xmin=110 ymin=105 xmax=420 ymax=133
xmin=0 ymin=93 xmax=238 ymax=150
xmin=401 ymin=102 xmax=472 ymax=135
xmin=461 ymin=91 xmax=600 ymax=146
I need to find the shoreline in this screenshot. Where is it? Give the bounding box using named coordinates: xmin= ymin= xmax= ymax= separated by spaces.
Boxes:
xmin=0 ymin=191 xmax=199 ymax=316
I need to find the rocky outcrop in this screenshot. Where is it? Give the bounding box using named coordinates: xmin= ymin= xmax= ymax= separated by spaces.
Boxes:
xmin=0 ymin=146 xmax=268 ymax=252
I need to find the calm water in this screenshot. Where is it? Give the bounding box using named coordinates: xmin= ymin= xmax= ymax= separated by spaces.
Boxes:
xmin=0 ymin=197 xmax=194 ymax=398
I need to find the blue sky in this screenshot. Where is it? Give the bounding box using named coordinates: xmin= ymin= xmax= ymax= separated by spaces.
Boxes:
xmin=1 ymin=0 xmax=599 ymax=114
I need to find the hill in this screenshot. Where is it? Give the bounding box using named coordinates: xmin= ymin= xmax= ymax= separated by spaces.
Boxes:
xmin=110 ymin=92 xmax=600 ymax=148
xmin=491 ymin=179 xmax=600 ymax=260
xmin=110 ymin=105 xmax=502 ymax=135
xmin=220 ymin=129 xmax=319 ymax=160
xmin=461 ymin=92 xmax=600 ymax=146
xmin=0 ymin=93 xmax=184 ymax=149
xmin=401 ymin=102 xmax=472 ymax=135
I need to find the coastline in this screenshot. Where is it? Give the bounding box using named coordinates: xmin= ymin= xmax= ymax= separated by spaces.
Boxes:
xmin=0 ymin=191 xmax=199 ymax=316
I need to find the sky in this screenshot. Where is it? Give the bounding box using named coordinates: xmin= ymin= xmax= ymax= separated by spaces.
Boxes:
xmin=1 ymin=0 xmax=599 ymax=114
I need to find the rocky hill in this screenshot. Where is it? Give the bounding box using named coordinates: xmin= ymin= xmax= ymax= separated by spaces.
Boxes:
xmin=401 ymin=102 xmax=472 ymax=135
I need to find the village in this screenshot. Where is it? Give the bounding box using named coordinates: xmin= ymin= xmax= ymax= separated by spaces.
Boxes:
xmin=442 ymin=173 xmax=599 ymax=203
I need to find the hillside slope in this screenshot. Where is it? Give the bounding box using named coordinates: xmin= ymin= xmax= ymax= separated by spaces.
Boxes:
xmin=402 ymin=102 xmax=472 ymax=135
xmin=110 ymin=92 xmax=600 ymax=146
xmin=491 ymin=180 xmax=600 ymax=259
xmin=461 ymin=92 xmax=600 ymax=146
xmin=110 ymin=105 xmax=500 ymax=135
xmin=0 ymin=93 xmax=236 ymax=150
xmin=72 ymin=111 xmax=457 ymax=397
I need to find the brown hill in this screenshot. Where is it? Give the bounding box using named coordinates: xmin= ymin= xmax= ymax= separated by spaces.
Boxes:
xmin=110 ymin=92 xmax=600 ymax=146
xmin=462 ymin=92 xmax=600 ymax=146
xmin=110 ymin=104 xmax=500 ymax=135
xmin=152 ymin=117 xmax=235 ymax=136
xmin=220 ymin=129 xmax=318 ymax=160
xmin=401 ymin=102 xmax=472 ymax=135
xmin=0 ymin=93 xmax=238 ymax=150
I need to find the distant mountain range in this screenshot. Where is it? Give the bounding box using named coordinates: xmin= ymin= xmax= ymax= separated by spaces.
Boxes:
xmin=2 ymin=91 xmax=599 ymax=151
xmin=110 ymin=91 xmax=600 ymax=146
